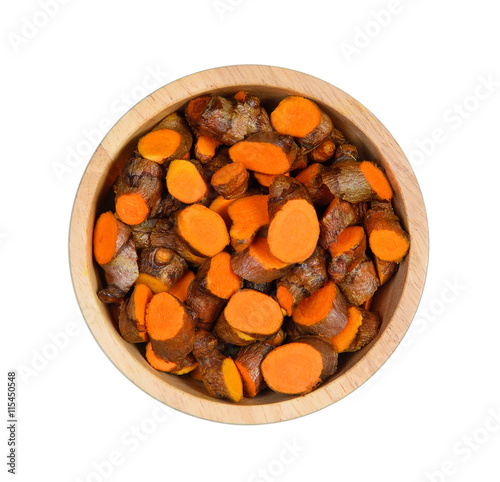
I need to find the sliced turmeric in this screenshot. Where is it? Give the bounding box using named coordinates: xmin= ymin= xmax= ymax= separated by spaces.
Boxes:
xmin=209 ymin=195 xmax=236 ymax=228
xmin=199 ymin=251 xmax=242 ymax=299
xmin=235 ymin=342 xmax=274 ymax=397
xmin=145 ymin=343 xmax=197 ymax=375
xmin=327 ymin=305 xmax=363 ymax=353
xmin=194 ymin=135 xmax=221 ymax=163
xmin=211 ymin=162 xmax=249 ymax=199
xmin=118 ymin=300 xmax=148 ymax=344
xmin=267 ymin=175 xmax=319 ymax=263
xmin=374 ymin=256 xmax=398 ymax=285
xmin=295 ymin=163 xmax=334 ymax=205
xmin=261 ymin=337 xmax=338 ymax=395
xmin=345 ymin=308 xmax=381 ymax=352
xmin=253 ymin=171 xmax=289 ymax=188
xmin=168 ymin=270 xmax=195 ymax=302
xmin=166 ymin=159 xmax=209 ymax=204
xmin=328 ymin=226 xmax=367 ymax=283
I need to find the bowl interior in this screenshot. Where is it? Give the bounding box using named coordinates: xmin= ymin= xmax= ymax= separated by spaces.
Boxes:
xmin=70 ymin=65 xmax=428 ymax=423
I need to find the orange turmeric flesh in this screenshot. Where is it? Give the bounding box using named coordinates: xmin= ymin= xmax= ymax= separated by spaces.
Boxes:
xmin=293 ymin=280 xmax=337 ymax=326
xmin=328 ymin=306 xmax=363 ymax=353
xmin=248 ymin=237 xmax=290 ymax=271
xmin=195 ymin=135 xmax=220 ymax=162
xmin=267 ymin=199 xmax=319 ymax=264
xmin=254 ymin=172 xmax=289 ymax=188
xmin=211 ymin=162 xmax=246 ymax=186
xmin=116 ymin=192 xmax=149 ymax=226
xmin=224 ymin=290 xmax=283 ymax=336
xmin=222 ymin=358 xmax=244 ymax=402
xmin=132 ymin=284 xmax=153 ymax=329
xmin=93 ymin=211 xmax=118 ymax=265
xmin=169 ymin=270 xmax=195 ymax=302
xmin=205 ymin=252 xmax=241 ymax=299
xmin=329 ymin=226 xmax=365 ymax=256
xmin=359 ymin=161 xmax=393 ymax=201
xmin=166 ymin=160 xmax=208 ymax=204
xmin=209 ymin=195 xmax=236 ymax=227
xmin=138 ymin=129 xmax=182 ymax=164
xmin=270 ymin=96 xmax=322 ymax=137
xmin=145 ymin=343 xmax=177 ymax=372
xmin=261 ymin=342 xmax=323 ymax=394
xmin=369 ymin=230 xmax=409 ymax=262
xmin=145 ymin=292 xmax=185 ymax=341
xmin=276 ymin=285 xmax=294 ymax=316
xmin=177 ymin=204 xmax=229 ymax=257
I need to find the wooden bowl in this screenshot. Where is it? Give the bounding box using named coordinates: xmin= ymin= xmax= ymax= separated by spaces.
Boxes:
xmin=69 ymin=65 xmax=428 ymax=424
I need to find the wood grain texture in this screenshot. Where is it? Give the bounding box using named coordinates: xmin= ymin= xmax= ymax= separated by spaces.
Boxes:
xmin=69 ymin=65 xmax=429 ymax=424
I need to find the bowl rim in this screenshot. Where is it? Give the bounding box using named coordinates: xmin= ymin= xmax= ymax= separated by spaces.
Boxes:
xmin=69 ymin=64 xmax=429 ymax=424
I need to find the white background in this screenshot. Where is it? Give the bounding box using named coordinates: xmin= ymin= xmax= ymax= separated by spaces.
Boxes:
xmin=2 ymin=1 xmax=500 ymax=481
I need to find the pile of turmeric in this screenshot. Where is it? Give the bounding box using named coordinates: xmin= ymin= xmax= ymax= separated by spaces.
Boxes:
xmin=93 ymin=92 xmax=410 ymax=401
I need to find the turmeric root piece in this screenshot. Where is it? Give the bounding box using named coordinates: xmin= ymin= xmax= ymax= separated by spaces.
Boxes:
xmin=202 ymin=146 xmax=232 ymax=179
xmin=322 ymin=160 xmax=393 ymax=203
xmin=194 ymin=135 xmax=221 ymax=163
xmin=185 ymin=277 xmax=225 ymax=331
xmin=309 ymin=137 xmax=336 ymax=163
xmin=214 ymin=290 xmax=283 ymax=344
xmin=97 ymin=285 xmax=127 ymax=304
xmin=253 ymin=171 xmax=289 ymax=188
xmin=93 ymin=212 xmax=139 ymax=293
xmin=175 ymin=204 xmax=229 ymax=257
xmin=235 ymin=343 xmax=274 ymax=397
xmin=145 ymin=343 xmax=197 ymax=375
xmin=327 ymin=305 xmax=363 ymax=353
xmin=166 ymin=159 xmax=209 ymax=204
xmin=267 ymin=175 xmax=320 ymax=263
xmin=292 ymin=280 xmax=349 ymax=337
xmin=338 ymin=256 xmax=379 ymax=306
xmin=198 ymin=251 xmax=242 ymax=299
xmin=189 ymin=365 xmax=203 ymax=381
xmin=362 ymin=297 xmax=373 ymax=311
xmin=243 ymin=280 xmax=273 ymax=295
xmin=118 ymin=300 xmax=148 ymax=344
xmin=334 ymin=144 xmax=358 ymax=163
xmin=295 ymin=163 xmax=334 ymax=205
xmin=209 ymin=195 xmax=236 ymax=228
xmin=192 ymin=329 xmax=243 ymax=402
xmin=365 ymin=202 xmax=409 ymax=262
xmin=276 ymin=246 xmax=328 ymax=316
xmin=290 ymin=152 xmax=308 ymax=171
xmin=211 ymin=162 xmax=249 ymax=199
xmin=145 ymin=291 xmax=195 ymax=363
xmin=136 ymin=248 xmax=187 ymax=293
xmin=213 ymin=311 xmax=257 ymax=346
xmin=345 ymin=308 xmax=381 ymax=352
xmin=229 ymin=132 xmax=299 ymax=175
xmin=374 ymin=256 xmax=398 ymax=285
xmin=138 ymin=112 xmax=192 ymax=164
xmin=115 ymin=156 xmax=164 ymax=225
xmin=150 ymin=219 xmax=207 ymax=267
xmin=319 ymin=197 xmax=366 ymax=248
xmin=231 ymin=237 xmax=292 ymax=283
xmin=261 ymin=337 xmax=338 ymax=395
xmin=331 ymin=127 xmax=346 ymax=146
xmin=168 ymin=270 xmax=195 ymax=302
xmin=266 ymin=328 xmax=286 ymax=347
xmin=228 ymin=194 xmax=269 ymax=252
xmin=327 ymin=226 xmax=367 ymax=283
xmin=185 ymin=93 xmax=271 ymax=145
xmin=130 ymin=219 xmax=157 ymax=249
xmin=126 ymin=283 xmax=153 ymax=332
xmin=270 ymin=96 xmax=333 ymax=150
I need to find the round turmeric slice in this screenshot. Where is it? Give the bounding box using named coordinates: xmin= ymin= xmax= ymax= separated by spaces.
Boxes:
xmin=166 ymin=159 xmax=208 ymax=204
xmin=138 ymin=129 xmax=182 ymax=164
xmin=93 ymin=211 xmax=119 ymax=265
xmin=270 ymin=96 xmax=322 ymax=138
xmin=116 ymin=192 xmax=150 ymax=226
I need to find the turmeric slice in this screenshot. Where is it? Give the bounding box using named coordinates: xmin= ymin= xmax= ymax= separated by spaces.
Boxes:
xmin=292 ymin=280 xmax=349 ymax=337
xmin=364 ymin=202 xmax=409 ymax=262
xmin=145 ymin=291 xmax=195 ymax=363
xmin=145 ymin=343 xmax=197 ymax=375
xmin=319 ymin=197 xmax=366 ymax=248
xmin=94 ymin=212 xmax=139 ymax=293
xmin=209 ymin=195 xmax=236 ymax=228
xmin=229 ymin=132 xmax=298 ymax=175
xmin=345 ymin=308 xmax=381 ymax=352
xmin=150 ymin=219 xmax=207 ymax=267
xmin=231 ymin=237 xmax=292 ymax=284
xmin=175 ymin=204 xmax=229 ymax=257
xmin=338 ymin=256 xmax=379 ymax=306
xmin=203 ymin=146 xmax=232 ymax=179
xmin=276 ymin=246 xmax=328 ymax=316
xmin=126 ymin=283 xmax=153 ymax=332
xmin=185 ymin=93 xmax=271 ymax=145
xmin=322 ymin=160 xmax=393 ymax=203
xmin=114 ymin=156 xmax=164 ymax=225
xmin=261 ymin=337 xmax=338 ymax=395
xmin=215 ymin=290 xmax=283 ymax=343
xmin=295 ymin=163 xmax=334 ymax=205
xmin=192 ymin=329 xmax=243 ymax=402
xmin=328 ymin=226 xmax=367 ymax=283
xmin=166 ymin=159 xmax=209 ymax=204
xmin=211 ymin=162 xmax=249 ymax=199
xmin=118 ymin=301 xmax=148 ymax=344
xmin=200 ymin=251 xmax=242 ymax=299
xmin=168 ymin=270 xmax=195 ymax=302
xmin=267 ymin=175 xmax=319 ymax=263
xmin=270 ymin=96 xmax=333 ymax=150
xmin=334 ymin=144 xmax=358 ymax=163
xmin=254 ymin=171 xmax=289 ymax=188
xmin=136 ymin=247 xmax=187 ymax=293
xmin=214 ymin=312 xmax=257 ymax=346
xmin=327 ymin=305 xmax=363 ymax=353
xmin=234 ymin=342 xmax=274 ymax=397
xmin=228 ymin=194 xmax=269 ymax=252
xmin=138 ymin=112 xmax=193 ymax=164
xmin=194 ymin=135 xmax=221 ymax=163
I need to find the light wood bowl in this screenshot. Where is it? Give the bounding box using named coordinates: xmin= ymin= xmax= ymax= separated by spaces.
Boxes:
xmin=69 ymin=65 xmax=428 ymax=424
